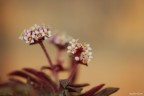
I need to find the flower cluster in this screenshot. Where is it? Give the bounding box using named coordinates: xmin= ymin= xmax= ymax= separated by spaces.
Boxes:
xmin=67 ymin=39 xmax=93 ymax=64
xmin=19 ymin=24 xmax=51 ymax=44
xmin=49 ymin=34 xmax=72 ymax=50
xmin=19 ymin=24 xmax=93 ymax=64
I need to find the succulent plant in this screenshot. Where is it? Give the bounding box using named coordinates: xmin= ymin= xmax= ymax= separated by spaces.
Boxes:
xmin=0 ymin=24 xmax=119 ymax=96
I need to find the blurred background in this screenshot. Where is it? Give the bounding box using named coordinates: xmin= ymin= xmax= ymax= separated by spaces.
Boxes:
xmin=0 ymin=0 xmax=144 ymax=96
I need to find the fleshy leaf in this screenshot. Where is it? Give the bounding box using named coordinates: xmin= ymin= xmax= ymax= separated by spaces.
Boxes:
xmin=23 ymin=68 xmax=56 ymax=90
xmin=80 ymin=84 xmax=105 ymax=96
xmin=68 ymin=83 xmax=89 ymax=88
xmin=41 ymin=64 xmax=65 ymax=72
xmin=23 ymin=68 xmax=53 ymax=83
xmin=67 ymin=86 xmax=83 ymax=93
xmin=94 ymin=87 xmax=119 ymax=96
xmin=9 ymin=70 xmax=39 ymax=84
xmin=9 ymin=78 xmax=25 ymax=84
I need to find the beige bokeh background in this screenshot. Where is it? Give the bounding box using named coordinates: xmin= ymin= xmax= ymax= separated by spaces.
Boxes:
xmin=0 ymin=0 xmax=144 ymax=96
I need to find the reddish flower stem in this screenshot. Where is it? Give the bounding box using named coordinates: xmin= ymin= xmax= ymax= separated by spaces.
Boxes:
xmin=56 ymin=49 xmax=62 ymax=64
xmin=39 ymin=41 xmax=53 ymax=67
xmin=69 ymin=62 xmax=78 ymax=82
xmin=39 ymin=41 xmax=59 ymax=87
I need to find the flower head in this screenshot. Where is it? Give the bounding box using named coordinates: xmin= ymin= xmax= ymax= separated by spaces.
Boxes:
xmin=49 ymin=34 xmax=72 ymax=50
xmin=19 ymin=24 xmax=51 ymax=44
xmin=67 ymin=39 xmax=93 ymax=65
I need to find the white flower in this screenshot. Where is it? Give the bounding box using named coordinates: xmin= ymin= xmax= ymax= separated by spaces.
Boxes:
xmin=75 ymin=56 xmax=80 ymax=61
xmin=83 ymin=43 xmax=92 ymax=51
xmin=35 ymin=29 xmax=45 ymax=40
xmin=67 ymin=39 xmax=80 ymax=54
xmin=19 ymin=29 xmax=35 ymax=44
xmin=67 ymin=39 xmax=93 ymax=64
xmin=69 ymin=39 xmax=79 ymax=45
xmin=19 ymin=24 xmax=52 ymax=44
xmin=80 ymin=51 xmax=93 ymax=64
xmin=44 ymin=30 xmax=52 ymax=39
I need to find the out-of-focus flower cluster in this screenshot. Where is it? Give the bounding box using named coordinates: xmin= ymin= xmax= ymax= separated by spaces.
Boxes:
xmin=49 ymin=34 xmax=72 ymax=50
xmin=19 ymin=24 xmax=51 ymax=44
xmin=67 ymin=39 xmax=93 ymax=65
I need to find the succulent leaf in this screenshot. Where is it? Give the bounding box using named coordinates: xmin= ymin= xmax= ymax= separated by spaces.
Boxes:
xmin=93 ymin=87 xmax=119 ymax=96
xmin=80 ymin=84 xmax=105 ymax=96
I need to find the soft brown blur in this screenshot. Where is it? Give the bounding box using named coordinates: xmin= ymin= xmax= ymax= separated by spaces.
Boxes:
xmin=0 ymin=0 xmax=144 ymax=96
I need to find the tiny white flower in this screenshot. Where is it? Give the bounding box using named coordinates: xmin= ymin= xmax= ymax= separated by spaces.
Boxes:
xmin=44 ymin=30 xmax=52 ymax=40
xmin=88 ymin=52 xmax=92 ymax=55
xmin=19 ymin=36 xmax=23 ymax=40
xmin=80 ymin=51 xmax=92 ymax=64
xmin=67 ymin=46 xmax=72 ymax=50
xmin=69 ymin=39 xmax=78 ymax=45
xmin=44 ymin=28 xmax=47 ymax=32
xmin=84 ymin=43 xmax=92 ymax=51
xmin=75 ymin=56 xmax=80 ymax=61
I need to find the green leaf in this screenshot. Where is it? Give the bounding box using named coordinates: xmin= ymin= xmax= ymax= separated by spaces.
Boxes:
xmin=94 ymin=87 xmax=119 ymax=96
xmin=59 ymin=90 xmax=70 ymax=96
xmin=60 ymin=79 xmax=70 ymax=88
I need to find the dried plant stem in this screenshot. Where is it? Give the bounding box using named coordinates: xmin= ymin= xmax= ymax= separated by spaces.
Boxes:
xmin=39 ymin=41 xmax=59 ymax=87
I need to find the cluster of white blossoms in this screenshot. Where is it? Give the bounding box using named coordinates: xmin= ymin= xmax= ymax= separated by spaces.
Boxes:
xmin=67 ymin=39 xmax=93 ymax=64
xmin=50 ymin=34 xmax=72 ymax=46
xmin=19 ymin=24 xmax=52 ymax=44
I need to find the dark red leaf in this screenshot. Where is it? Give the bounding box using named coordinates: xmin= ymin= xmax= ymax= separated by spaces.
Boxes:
xmin=94 ymin=87 xmax=119 ymax=96
xmin=68 ymin=83 xmax=90 ymax=88
xmin=0 ymin=82 xmax=10 ymax=87
xmin=67 ymin=86 xmax=83 ymax=93
xmin=23 ymin=68 xmax=57 ymax=91
xmin=9 ymin=70 xmax=39 ymax=84
xmin=80 ymin=84 xmax=105 ymax=96
xmin=9 ymin=78 xmax=25 ymax=84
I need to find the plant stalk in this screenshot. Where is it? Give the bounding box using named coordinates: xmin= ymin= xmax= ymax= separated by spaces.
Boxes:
xmin=68 ymin=62 xmax=78 ymax=82
xmin=39 ymin=41 xmax=59 ymax=88
xmin=56 ymin=49 xmax=62 ymax=64
xmin=39 ymin=41 xmax=53 ymax=67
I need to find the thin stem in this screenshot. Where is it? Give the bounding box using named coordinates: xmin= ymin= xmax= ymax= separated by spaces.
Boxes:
xmin=39 ymin=41 xmax=53 ymax=67
xmin=69 ymin=58 xmax=79 ymax=83
xmin=56 ymin=49 xmax=62 ymax=64
xmin=68 ymin=62 xmax=78 ymax=82
xmin=53 ymin=69 xmax=59 ymax=86
xmin=39 ymin=41 xmax=59 ymax=88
